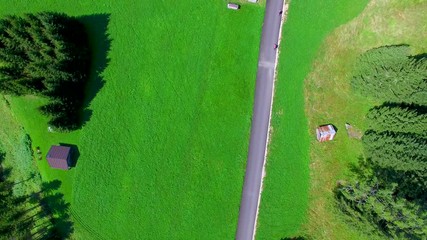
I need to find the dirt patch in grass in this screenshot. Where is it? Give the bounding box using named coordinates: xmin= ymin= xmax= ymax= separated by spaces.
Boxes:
xmin=303 ymin=0 xmax=427 ymax=239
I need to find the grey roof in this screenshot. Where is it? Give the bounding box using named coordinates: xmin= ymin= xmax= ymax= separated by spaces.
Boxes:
xmin=46 ymin=146 xmax=71 ymax=170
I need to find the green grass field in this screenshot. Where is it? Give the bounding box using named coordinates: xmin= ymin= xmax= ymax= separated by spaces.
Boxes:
xmin=1 ymin=1 xmax=265 ymax=239
xmin=302 ymin=0 xmax=427 ymax=239
xmin=256 ymin=0 xmax=369 ymax=239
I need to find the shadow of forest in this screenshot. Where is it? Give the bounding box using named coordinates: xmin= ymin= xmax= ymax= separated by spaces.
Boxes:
xmin=78 ymin=14 xmax=112 ymax=127
xmin=281 ymin=237 xmax=311 ymax=240
xmin=27 ymin=180 xmax=73 ymax=239
xmin=0 ymin=173 xmax=73 ymax=239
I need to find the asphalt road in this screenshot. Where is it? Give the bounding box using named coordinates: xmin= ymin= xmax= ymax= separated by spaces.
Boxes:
xmin=236 ymin=1 xmax=285 ymax=240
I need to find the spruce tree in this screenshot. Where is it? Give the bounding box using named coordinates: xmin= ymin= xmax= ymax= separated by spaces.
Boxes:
xmin=367 ymin=104 xmax=427 ymax=135
xmin=336 ymin=179 xmax=427 ymax=238
xmin=362 ymin=131 xmax=427 ymax=172
xmin=374 ymin=166 xmax=427 ymax=200
xmin=0 ymin=12 xmax=90 ymax=131
xmin=352 ymin=45 xmax=427 ymax=105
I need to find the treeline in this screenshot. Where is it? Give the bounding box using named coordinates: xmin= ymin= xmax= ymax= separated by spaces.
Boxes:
xmin=0 ymin=12 xmax=90 ymax=131
xmin=336 ymin=45 xmax=427 ymax=239
xmin=0 ymin=152 xmax=73 ymax=239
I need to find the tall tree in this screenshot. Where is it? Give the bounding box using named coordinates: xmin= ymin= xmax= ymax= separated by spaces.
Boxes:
xmin=0 ymin=12 xmax=91 ymax=131
xmin=336 ymin=178 xmax=427 ymax=239
xmin=362 ymin=131 xmax=427 ymax=172
xmin=366 ymin=104 xmax=427 ymax=135
xmin=352 ymin=45 xmax=427 ymax=105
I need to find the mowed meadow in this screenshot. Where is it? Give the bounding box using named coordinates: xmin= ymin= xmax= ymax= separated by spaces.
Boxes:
xmin=1 ymin=1 xmax=265 ymax=239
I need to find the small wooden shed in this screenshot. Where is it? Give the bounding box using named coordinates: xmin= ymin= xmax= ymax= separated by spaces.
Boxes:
xmin=316 ymin=125 xmax=336 ymax=142
xmin=46 ymin=145 xmax=71 ymax=170
xmin=227 ymin=3 xmax=240 ymax=10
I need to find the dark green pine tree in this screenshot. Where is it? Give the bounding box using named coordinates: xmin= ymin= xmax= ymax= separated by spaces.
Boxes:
xmin=0 ymin=12 xmax=91 ymax=131
xmin=0 ymin=15 xmax=30 ymax=51
xmin=0 ymin=12 xmax=89 ymax=95
xmin=366 ymin=105 xmax=427 ymax=135
xmin=374 ymin=166 xmax=427 ymax=200
xmin=0 ymin=14 xmax=54 ymax=95
xmin=362 ymin=131 xmax=427 ymax=172
xmin=336 ymin=179 xmax=427 ymax=239
xmin=352 ymin=45 xmax=427 ymax=105
xmin=0 ymin=16 xmax=34 ymax=95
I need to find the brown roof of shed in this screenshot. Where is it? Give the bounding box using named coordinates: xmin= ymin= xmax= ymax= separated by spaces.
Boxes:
xmin=46 ymin=146 xmax=71 ymax=170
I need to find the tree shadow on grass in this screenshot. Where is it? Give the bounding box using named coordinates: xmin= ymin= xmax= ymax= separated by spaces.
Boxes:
xmin=347 ymin=155 xmax=374 ymax=181
xmin=281 ymin=237 xmax=311 ymax=240
xmin=78 ymin=14 xmax=112 ymax=127
xmin=0 ymin=154 xmax=73 ymax=239
xmin=0 ymin=150 xmax=12 ymax=181
xmin=379 ymin=102 xmax=427 ymax=114
xmin=27 ymin=180 xmax=74 ymax=239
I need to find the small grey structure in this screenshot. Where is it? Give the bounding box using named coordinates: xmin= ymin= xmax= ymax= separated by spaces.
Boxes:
xmin=227 ymin=3 xmax=240 ymax=10
xmin=46 ymin=145 xmax=71 ymax=170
